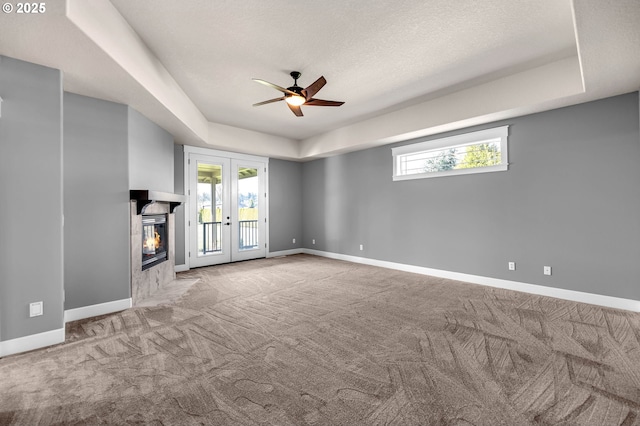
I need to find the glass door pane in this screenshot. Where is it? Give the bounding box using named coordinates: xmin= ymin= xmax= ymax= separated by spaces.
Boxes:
xmin=189 ymin=154 xmax=230 ymax=268
xmin=197 ymin=163 xmax=222 ymax=256
xmin=237 ymin=167 xmax=259 ymax=251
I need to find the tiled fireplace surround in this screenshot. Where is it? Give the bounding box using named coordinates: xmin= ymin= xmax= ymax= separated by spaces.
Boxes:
xmin=130 ymin=200 xmax=176 ymax=304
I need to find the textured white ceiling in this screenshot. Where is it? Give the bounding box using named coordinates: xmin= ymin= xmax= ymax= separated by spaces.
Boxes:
xmin=108 ymin=0 xmax=576 ymax=140
xmin=0 ymin=0 xmax=638 ymax=160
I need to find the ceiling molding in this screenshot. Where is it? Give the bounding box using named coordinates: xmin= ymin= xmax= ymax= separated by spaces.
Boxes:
xmin=299 ymin=57 xmax=584 ymax=159
xmin=2 ymin=0 xmax=636 ymax=161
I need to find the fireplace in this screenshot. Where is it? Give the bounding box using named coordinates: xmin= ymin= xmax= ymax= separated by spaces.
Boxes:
xmin=141 ymin=214 xmax=167 ymax=270
xmin=130 ymin=191 xmax=185 ymax=304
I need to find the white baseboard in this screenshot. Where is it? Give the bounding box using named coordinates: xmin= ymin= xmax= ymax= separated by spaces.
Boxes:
xmin=0 ymin=327 xmax=65 ymax=358
xmin=303 ymin=249 xmax=640 ymax=312
xmin=0 ymin=299 xmax=132 ymax=358
xmin=175 ymin=264 xmax=189 ymax=272
xmin=267 ymin=248 xmax=304 ymax=258
xmin=64 ymin=298 xmax=132 ymax=323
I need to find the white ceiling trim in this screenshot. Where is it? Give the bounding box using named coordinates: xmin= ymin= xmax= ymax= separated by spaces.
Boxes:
xmin=299 ymin=57 xmax=584 ymax=159
xmin=67 ymin=0 xmax=300 ymax=158
xmin=65 ymin=0 xmax=583 ymax=160
xmin=208 ymin=122 xmax=299 ymax=159
xmin=58 ymin=0 xmax=639 ymax=161
xmin=66 ymin=0 xmax=209 ymax=142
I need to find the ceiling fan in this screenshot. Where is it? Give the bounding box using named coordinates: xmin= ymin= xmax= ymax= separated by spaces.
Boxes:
xmin=252 ymin=71 xmax=344 ymax=117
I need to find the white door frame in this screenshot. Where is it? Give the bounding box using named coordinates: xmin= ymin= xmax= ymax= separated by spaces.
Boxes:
xmin=183 ymin=146 xmax=269 ymax=270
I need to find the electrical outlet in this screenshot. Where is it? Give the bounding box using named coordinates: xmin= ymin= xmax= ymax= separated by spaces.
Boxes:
xmin=29 ymin=301 xmax=43 ymax=317
xmin=359 ymin=244 xmax=364 ymax=251
xmin=292 ymin=238 xmax=296 ymax=244
xmin=312 ymin=239 xmax=315 ymax=245
xmin=544 ymin=266 xmax=552 ymax=276
xmin=508 ymin=262 xmax=516 ymax=271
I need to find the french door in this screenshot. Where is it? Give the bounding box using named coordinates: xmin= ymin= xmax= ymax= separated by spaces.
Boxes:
xmin=188 ymin=152 xmax=266 ymax=268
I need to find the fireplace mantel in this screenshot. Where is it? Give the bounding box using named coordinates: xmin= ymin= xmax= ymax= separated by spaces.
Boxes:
xmin=130 ymin=190 xmax=186 ymax=215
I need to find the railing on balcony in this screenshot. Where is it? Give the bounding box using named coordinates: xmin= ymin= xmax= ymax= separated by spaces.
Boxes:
xmin=239 ymin=220 xmax=259 ymax=250
xmin=200 ymin=220 xmax=259 ymax=253
xmin=201 ymin=221 xmax=221 ymax=253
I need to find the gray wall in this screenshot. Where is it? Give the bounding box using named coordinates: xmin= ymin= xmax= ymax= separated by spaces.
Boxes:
xmin=269 ymin=159 xmax=303 ymax=252
xmin=0 ymin=56 xmax=64 ymax=340
xmin=302 ymin=92 xmax=640 ymax=301
xmin=128 ymin=108 xmax=174 ymax=192
xmin=63 ymin=93 xmax=131 ymax=309
xmin=173 ymin=144 xmax=185 ymax=265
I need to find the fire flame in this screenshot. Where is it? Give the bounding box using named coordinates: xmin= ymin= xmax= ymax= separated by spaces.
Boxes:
xmin=143 ymin=230 xmax=161 ymax=251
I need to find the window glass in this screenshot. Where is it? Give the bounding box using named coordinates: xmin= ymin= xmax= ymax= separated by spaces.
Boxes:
xmin=392 ymin=126 xmax=508 ymax=180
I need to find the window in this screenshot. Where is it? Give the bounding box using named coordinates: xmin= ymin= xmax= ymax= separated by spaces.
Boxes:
xmin=392 ymin=126 xmax=509 ymax=181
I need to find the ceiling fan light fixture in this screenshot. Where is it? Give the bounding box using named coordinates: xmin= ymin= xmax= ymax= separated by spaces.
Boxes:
xmin=285 ymin=94 xmax=306 ymax=106
xmin=253 ymin=72 xmax=343 ymax=116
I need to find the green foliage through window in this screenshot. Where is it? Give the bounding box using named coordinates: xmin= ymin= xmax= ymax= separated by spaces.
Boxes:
xmin=457 ymin=143 xmax=501 ymax=169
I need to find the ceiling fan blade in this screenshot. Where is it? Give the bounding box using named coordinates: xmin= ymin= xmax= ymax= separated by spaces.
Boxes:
xmin=252 ymin=78 xmax=299 ymax=97
xmin=287 ymin=103 xmax=304 ymax=117
xmin=304 ymin=98 xmax=345 ymax=107
xmin=303 ymin=76 xmax=326 ymax=100
xmin=253 ymin=97 xmax=285 ymax=107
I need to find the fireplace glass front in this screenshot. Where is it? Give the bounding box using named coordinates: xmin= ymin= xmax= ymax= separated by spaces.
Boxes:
xmin=142 ymin=214 xmax=167 ymax=270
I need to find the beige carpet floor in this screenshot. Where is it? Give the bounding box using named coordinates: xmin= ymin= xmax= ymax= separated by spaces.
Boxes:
xmin=1 ymin=254 xmax=639 ymax=425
